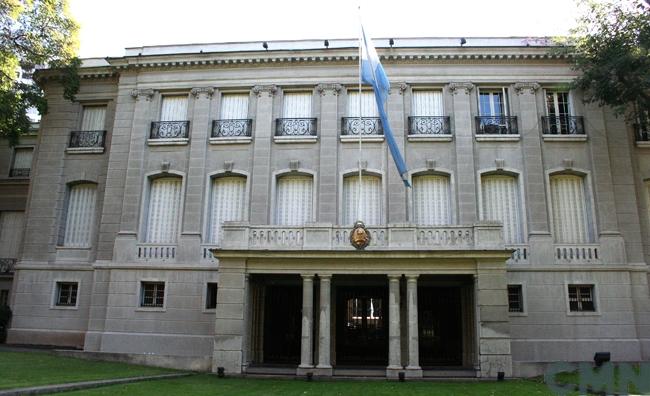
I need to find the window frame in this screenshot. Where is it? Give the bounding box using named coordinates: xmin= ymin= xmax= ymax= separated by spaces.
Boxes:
xmin=51 ymin=280 xmax=80 ymax=310
xmin=566 ymin=283 xmax=598 ymax=315
xmin=339 ymin=170 xmax=385 ymax=226
xmin=138 ymin=280 xmax=167 ymax=310
xmin=139 ymin=172 xmax=186 ymax=244
xmin=0 ymin=289 xmax=9 ymax=306
xmin=272 ymin=171 xmax=316 ymax=226
xmin=204 ymin=282 xmax=218 ymax=311
xmin=409 ymin=171 xmax=454 ymax=226
xmin=59 ymin=181 xmax=98 ymax=248
xmin=476 ymin=86 xmax=510 ymax=117
xmin=546 ymin=169 xmax=597 ymax=244
xmin=477 ymin=169 xmax=527 ymax=245
xmin=203 ymin=170 xmax=250 ymax=244
xmin=507 ymin=283 xmax=526 ymax=315
xmin=9 ymin=145 xmax=35 ymax=178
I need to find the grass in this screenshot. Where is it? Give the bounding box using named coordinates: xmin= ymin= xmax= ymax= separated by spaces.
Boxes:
xmin=0 ymin=351 xmax=176 ymax=390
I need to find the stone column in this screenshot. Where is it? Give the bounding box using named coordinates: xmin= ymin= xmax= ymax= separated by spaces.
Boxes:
xmin=297 ymin=275 xmax=314 ymax=374
xmin=316 ymin=84 xmax=341 ymax=223
xmin=386 ymin=274 xmax=402 ymax=377
xmin=316 ymin=274 xmax=333 ymax=376
xmin=249 ymin=85 xmax=276 ymax=224
xmin=386 ymin=83 xmax=408 ymax=223
xmin=405 ymin=275 xmax=422 ymax=377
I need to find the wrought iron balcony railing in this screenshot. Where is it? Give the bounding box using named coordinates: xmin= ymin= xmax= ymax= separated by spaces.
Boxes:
xmin=635 ymin=124 xmax=649 ymax=142
xmin=275 ymin=118 xmax=317 ymax=137
xmin=9 ymin=168 xmax=30 ymax=177
xmin=341 ymin=117 xmax=383 ymax=136
xmin=0 ymin=258 xmax=16 ymax=274
xmin=408 ymin=116 xmax=451 ymax=135
xmin=475 ymin=116 xmax=518 ymax=135
xmin=541 ymin=116 xmax=585 ymax=135
xmin=69 ymin=130 xmax=107 ymax=148
xmin=150 ymin=121 xmax=190 ymax=139
xmin=212 ymin=119 xmax=253 ymax=138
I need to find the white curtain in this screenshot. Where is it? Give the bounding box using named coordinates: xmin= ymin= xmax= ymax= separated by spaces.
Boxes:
xmin=481 ymin=175 xmax=523 ymax=244
xmin=160 ymin=96 xmax=188 ymax=121
xmin=412 ymin=90 xmax=443 ymax=116
xmin=209 ymin=176 xmax=247 ymax=243
xmin=63 ymin=183 xmax=97 ymax=247
xmin=412 ymin=175 xmax=451 ymax=225
xmin=282 ymin=92 xmax=312 ymax=118
xmin=0 ymin=211 xmax=25 ymax=258
xmin=220 ymin=94 xmax=249 ymax=119
xmin=146 ymin=177 xmax=182 ymax=243
xmin=81 ymin=106 xmax=106 ymax=130
xmin=12 ymin=147 xmax=33 ymax=169
xmin=343 ymin=175 xmax=381 ymax=225
xmin=348 ymin=91 xmax=378 ymax=117
xmin=550 ymin=174 xmax=591 ymax=243
xmin=275 ymin=175 xmax=313 ymax=225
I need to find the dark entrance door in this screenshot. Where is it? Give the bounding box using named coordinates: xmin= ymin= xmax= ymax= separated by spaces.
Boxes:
xmin=336 ymin=286 xmax=388 ymax=366
xmin=263 ymin=285 xmax=301 ymax=364
xmin=418 ymin=286 xmax=463 ymax=366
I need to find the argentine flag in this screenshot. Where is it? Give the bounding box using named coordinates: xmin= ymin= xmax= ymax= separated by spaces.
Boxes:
xmin=360 ymin=24 xmax=410 ymax=187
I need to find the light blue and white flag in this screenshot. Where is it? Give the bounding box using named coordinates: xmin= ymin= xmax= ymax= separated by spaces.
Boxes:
xmin=360 ymin=24 xmax=410 ymax=187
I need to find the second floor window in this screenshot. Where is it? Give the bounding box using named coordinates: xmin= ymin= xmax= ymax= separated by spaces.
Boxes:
xmin=343 ymin=175 xmax=381 ymax=225
xmin=220 ymin=93 xmax=249 ymax=119
xmin=412 ymin=90 xmax=443 ymax=116
xmin=348 ymin=91 xmax=378 ymax=117
xmin=412 ymin=174 xmax=451 ymax=225
xmin=0 ymin=211 xmax=25 ymax=259
xmin=275 ymin=175 xmax=313 ymax=225
xmin=545 ymin=91 xmax=571 ymax=118
xmin=282 ymin=92 xmax=312 ymax=118
xmin=208 ymin=176 xmax=247 ymax=243
xmin=145 ymin=177 xmax=182 ymax=244
xmin=160 ymin=96 xmax=188 ymax=121
xmin=550 ymin=174 xmax=592 ymax=244
xmin=81 ymin=106 xmax=106 ymax=130
xmin=478 ymin=89 xmax=508 ymax=117
xmin=481 ymin=174 xmax=523 ymax=244
xmin=62 ymin=183 xmax=97 ymax=248
xmin=10 ymin=147 xmax=33 ymax=177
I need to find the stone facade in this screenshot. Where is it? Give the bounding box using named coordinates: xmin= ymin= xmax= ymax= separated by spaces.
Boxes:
xmin=4 ymin=38 xmax=650 ymax=378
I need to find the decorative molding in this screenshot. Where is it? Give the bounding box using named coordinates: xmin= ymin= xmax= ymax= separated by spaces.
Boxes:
xmin=161 ymin=161 xmax=171 ymax=172
xmin=359 ymin=160 xmax=368 ymax=170
xmin=252 ymin=84 xmax=278 ymax=97
xmin=130 ymin=89 xmax=155 ymax=101
xmin=289 ymin=160 xmax=301 ymax=171
xmin=426 ymin=159 xmax=436 ymax=170
xmin=448 ymin=82 xmax=474 ymax=95
xmin=224 ymin=161 xmax=234 ymax=172
xmin=562 ymin=158 xmax=574 ymax=169
xmin=190 ymin=87 xmax=215 ymax=98
xmin=398 ymin=83 xmax=409 ymax=95
xmin=495 ymin=158 xmax=505 ymax=170
xmin=514 ymin=82 xmax=541 ymax=95
xmin=316 ymin=83 xmax=342 ymax=96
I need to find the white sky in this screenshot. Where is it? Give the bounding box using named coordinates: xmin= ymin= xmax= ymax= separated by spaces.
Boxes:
xmin=69 ymin=0 xmax=580 ymax=58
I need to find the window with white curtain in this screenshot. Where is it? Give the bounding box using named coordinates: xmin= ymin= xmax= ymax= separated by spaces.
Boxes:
xmin=550 ymin=174 xmax=592 ymax=243
xmin=481 ymin=174 xmax=523 ymax=244
xmin=348 ymin=91 xmax=378 ymax=117
xmin=282 ymin=92 xmax=312 ymax=118
xmin=343 ymin=175 xmax=381 ymax=225
xmin=0 ymin=211 xmax=25 ymax=258
xmin=220 ymin=94 xmax=249 ymax=119
xmin=145 ymin=177 xmax=182 ymax=243
xmin=412 ymin=90 xmax=444 ymax=116
xmin=81 ymin=106 xmax=106 ymax=130
xmin=62 ymin=183 xmax=97 ymax=247
xmin=160 ymin=96 xmax=188 ymax=121
xmin=275 ymin=175 xmax=313 ymax=225
xmin=412 ymin=174 xmax=451 ymax=225
xmin=10 ymin=147 xmax=34 ymax=176
xmin=208 ymin=176 xmax=247 ymax=243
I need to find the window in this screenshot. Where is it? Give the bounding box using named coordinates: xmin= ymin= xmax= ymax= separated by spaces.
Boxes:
xmin=412 ymin=90 xmax=443 ymax=116
xmin=145 ymin=177 xmax=182 ymax=243
xmin=10 ymin=147 xmax=34 ymax=177
xmin=0 ymin=211 xmax=25 ymax=258
xmin=481 ymin=174 xmax=523 ymax=244
xmin=283 ymin=92 xmax=312 ymax=118
xmin=507 ymin=285 xmax=523 ymax=313
xmin=550 ymin=174 xmax=592 ymax=243
xmin=220 ymin=94 xmax=249 ymax=119
xmin=208 ymin=176 xmax=246 ymax=243
xmin=61 ymin=183 xmax=97 ymax=247
xmin=0 ymin=290 xmax=8 ymax=306
xmin=206 ymin=283 xmax=218 ymax=310
xmin=55 ymin=282 xmax=78 ymax=306
xmin=568 ymin=285 xmax=595 ymax=312
xmin=343 ymin=175 xmax=381 ymax=225
xmin=81 ymin=106 xmax=106 ymax=130
xmin=348 ymin=91 xmax=378 ymax=117
xmin=478 ymin=89 xmax=509 ymax=117
xmin=545 ymin=91 xmax=571 ymax=118
xmin=140 ymin=282 xmax=165 ymax=308
xmin=412 ymin=174 xmax=451 ymax=225
xmin=160 ymin=96 xmax=188 ymax=121
xmin=275 ymin=175 xmax=313 ymax=225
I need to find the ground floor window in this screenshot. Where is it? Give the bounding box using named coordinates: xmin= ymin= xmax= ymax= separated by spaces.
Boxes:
xmin=507 ymin=285 xmax=523 ymax=313
xmin=206 ymin=283 xmax=218 ymax=310
xmin=55 ymin=282 xmax=78 ymax=306
xmin=568 ymin=284 xmax=595 ymax=312
xmin=0 ymin=289 xmax=8 ymax=306
xmin=140 ymin=282 xmax=165 ymax=308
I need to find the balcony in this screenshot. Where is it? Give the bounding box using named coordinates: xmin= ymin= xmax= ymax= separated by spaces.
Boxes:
xmin=0 ymin=258 xmax=16 ymax=274
xmin=274 ymin=118 xmax=318 ymax=143
xmin=475 ymin=116 xmax=519 ymax=141
xmin=408 ymin=116 xmax=452 ymax=141
xmin=555 ymin=244 xmax=600 ymax=264
xmin=66 ymin=130 xmax=107 ymax=154
xmin=148 ymin=121 xmax=190 ymax=146
xmin=211 ymin=119 xmax=253 ymax=144
xmin=635 ymin=124 xmax=650 ymax=147
xmin=541 ymin=116 xmax=586 ymax=141
xmin=341 ymin=117 xmax=384 ymax=142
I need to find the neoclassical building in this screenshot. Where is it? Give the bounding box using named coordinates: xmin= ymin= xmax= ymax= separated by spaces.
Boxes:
xmin=5 ymin=37 xmax=650 ymax=378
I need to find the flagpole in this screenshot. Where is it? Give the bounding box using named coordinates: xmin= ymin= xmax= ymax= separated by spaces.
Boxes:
xmin=357 ymin=7 xmax=363 ymax=224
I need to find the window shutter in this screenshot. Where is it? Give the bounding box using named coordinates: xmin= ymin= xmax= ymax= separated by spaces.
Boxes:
xmin=160 ymin=96 xmax=188 ymax=121
xmin=412 ymin=175 xmax=451 ymax=225
xmin=348 ymin=91 xmax=379 ymax=117
xmin=282 ymin=92 xmax=312 ymax=118
xmin=275 ymin=175 xmax=313 ymax=225
xmin=12 ymin=148 xmax=33 ymax=169
xmin=550 ymin=175 xmax=590 ymax=243
xmin=220 ymin=94 xmax=249 ymax=119
xmin=63 ymin=183 xmax=97 ymax=247
xmin=412 ymin=90 xmax=443 ymax=116
xmin=146 ymin=177 xmax=182 ymax=243
xmin=209 ymin=176 xmax=247 ymax=243
xmin=81 ymin=106 xmax=106 ymax=130
xmin=481 ymin=175 xmax=523 ymax=244
xmin=343 ymin=175 xmax=381 ymax=225
xmin=0 ymin=211 xmax=25 ymax=258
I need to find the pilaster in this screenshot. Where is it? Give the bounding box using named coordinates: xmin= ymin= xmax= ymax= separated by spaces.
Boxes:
xmin=386 ymin=83 xmax=408 ymax=223
xmin=316 ymin=84 xmax=341 ymax=223
xmin=249 ymin=85 xmax=277 ymax=224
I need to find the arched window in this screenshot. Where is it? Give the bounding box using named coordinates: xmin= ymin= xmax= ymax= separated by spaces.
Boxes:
xmin=145 ymin=177 xmax=182 ymax=243
xmin=549 ymin=174 xmax=592 ymax=243
xmin=208 ymin=176 xmax=247 ymax=243
xmin=62 ymin=183 xmax=97 ymax=247
xmin=275 ymin=175 xmax=313 ymax=225
xmin=343 ymin=175 xmax=381 ymax=225
xmin=481 ymin=174 xmax=523 ymax=244
xmin=412 ymin=174 xmax=451 ymax=225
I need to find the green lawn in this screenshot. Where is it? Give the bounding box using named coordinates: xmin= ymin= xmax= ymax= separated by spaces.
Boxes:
xmin=0 ymin=351 xmax=175 ymax=390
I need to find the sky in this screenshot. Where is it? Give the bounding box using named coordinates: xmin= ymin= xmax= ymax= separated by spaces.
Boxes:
xmin=68 ymin=0 xmax=581 ymax=59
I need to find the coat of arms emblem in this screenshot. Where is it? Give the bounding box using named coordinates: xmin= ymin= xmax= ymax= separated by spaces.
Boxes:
xmin=349 ymin=221 xmax=371 ymax=250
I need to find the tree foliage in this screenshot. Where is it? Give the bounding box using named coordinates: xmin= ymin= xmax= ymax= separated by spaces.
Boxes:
xmin=0 ymin=0 xmax=79 ymax=145
xmin=567 ymin=0 xmax=650 ymax=126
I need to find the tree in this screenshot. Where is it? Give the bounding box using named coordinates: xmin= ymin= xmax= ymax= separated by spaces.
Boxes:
xmin=565 ymin=0 xmax=650 ymax=129
xmin=0 ymin=0 xmax=79 ymax=146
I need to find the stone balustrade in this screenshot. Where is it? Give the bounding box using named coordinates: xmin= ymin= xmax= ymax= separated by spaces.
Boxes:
xmin=554 ymin=244 xmax=600 ymax=264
